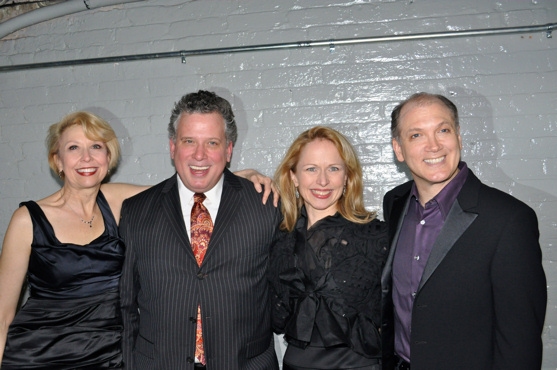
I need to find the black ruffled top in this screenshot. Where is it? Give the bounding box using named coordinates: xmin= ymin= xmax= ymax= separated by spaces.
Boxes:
xmin=269 ymin=208 xmax=389 ymax=367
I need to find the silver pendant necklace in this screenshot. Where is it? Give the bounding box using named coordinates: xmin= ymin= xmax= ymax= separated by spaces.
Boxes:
xmin=66 ymin=202 xmax=95 ymax=228
xmin=80 ymin=215 xmax=95 ymax=228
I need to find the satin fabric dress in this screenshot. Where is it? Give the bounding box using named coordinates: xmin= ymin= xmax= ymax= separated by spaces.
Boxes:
xmin=269 ymin=209 xmax=389 ymax=370
xmin=2 ymin=191 xmax=124 ymax=369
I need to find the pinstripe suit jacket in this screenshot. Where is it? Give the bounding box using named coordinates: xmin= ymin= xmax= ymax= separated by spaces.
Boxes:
xmin=119 ymin=169 xmax=282 ymax=370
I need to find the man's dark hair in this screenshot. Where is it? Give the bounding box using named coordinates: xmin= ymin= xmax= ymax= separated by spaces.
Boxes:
xmin=168 ymin=90 xmax=238 ymax=145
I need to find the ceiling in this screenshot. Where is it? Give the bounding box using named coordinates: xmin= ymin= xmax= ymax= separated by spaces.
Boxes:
xmin=0 ymin=0 xmax=65 ymax=23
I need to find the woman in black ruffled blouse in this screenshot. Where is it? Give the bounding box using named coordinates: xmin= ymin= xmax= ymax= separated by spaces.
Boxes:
xmin=269 ymin=126 xmax=389 ymax=370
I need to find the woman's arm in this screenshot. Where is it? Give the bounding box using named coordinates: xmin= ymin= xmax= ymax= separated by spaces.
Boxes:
xmin=0 ymin=207 xmax=33 ymax=364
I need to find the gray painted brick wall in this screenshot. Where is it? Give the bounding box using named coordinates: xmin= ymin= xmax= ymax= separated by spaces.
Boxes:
xmin=0 ymin=0 xmax=555 ymax=367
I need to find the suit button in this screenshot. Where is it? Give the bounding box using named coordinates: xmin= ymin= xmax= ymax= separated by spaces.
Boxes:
xmin=197 ymin=272 xmax=206 ymax=279
xmin=187 ymin=357 xmax=194 ymax=363
xmin=189 ymin=316 xmax=196 ymax=323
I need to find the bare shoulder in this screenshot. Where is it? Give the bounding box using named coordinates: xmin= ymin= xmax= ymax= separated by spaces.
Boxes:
xmin=100 ymin=183 xmax=151 ymax=224
xmin=101 ymin=183 xmax=151 ymax=203
xmin=8 ymin=204 xmax=32 ymax=230
xmin=2 ymin=205 xmax=33 ymax=254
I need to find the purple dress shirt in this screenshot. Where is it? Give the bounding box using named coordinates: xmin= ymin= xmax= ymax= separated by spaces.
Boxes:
xmin=392 ymin=162 xmax=469 ymax=362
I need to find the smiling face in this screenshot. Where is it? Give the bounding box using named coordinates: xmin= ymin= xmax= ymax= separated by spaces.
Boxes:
xmin=54 ymin=124 xmax=109 ymax=189
xmin=169 ymin=112 xmax=232 ymax=193
xmin=291 ymin=139 xmax=347 ymax=227
xmin=392 ymin=101 xmax=462 ymax=202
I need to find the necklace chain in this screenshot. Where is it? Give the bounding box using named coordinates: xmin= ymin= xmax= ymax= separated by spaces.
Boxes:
xmin=80 ymin=215 xmax=95 ymax=228
xmin=66 ymin=201 xmax=95 ymax=228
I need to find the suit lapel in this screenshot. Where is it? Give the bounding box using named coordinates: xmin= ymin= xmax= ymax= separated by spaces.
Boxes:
xmin=161 ymin=174 xmax=193 ymax=252
xmin=161 ymin=170 xmax=243 ymax=264
xmin=417 ymin=170 xmax=482 ymax=292
xmin=417 ymin=200 xmax=477 ymax=291
xmin=201 ymin=169 xmax=243 ymax=263
xmin=381 ymin=188 xmax=412 ymax=287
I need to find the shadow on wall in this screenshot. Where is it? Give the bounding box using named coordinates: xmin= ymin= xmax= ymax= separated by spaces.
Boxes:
xmin=449 ymin=87 xmax=556 ymax=367
xmin=208 ymin=87 xmax=248 ymax=171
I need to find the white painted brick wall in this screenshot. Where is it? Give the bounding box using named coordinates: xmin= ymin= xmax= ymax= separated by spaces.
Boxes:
xmin=0 ymin=0 xmax=555 ymax=367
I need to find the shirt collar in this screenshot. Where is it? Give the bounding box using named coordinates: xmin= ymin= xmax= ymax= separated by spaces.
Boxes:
xmin=178 ymin=173 xmax=224 ymax=207
xmin=410 ymin=161 xmax=469 ymax=219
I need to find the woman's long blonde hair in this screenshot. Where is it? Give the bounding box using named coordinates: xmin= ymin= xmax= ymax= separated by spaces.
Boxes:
xmin=274 ymin=126 xmax=375 ymax=232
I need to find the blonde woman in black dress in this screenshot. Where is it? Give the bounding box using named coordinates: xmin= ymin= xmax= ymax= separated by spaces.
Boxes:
xmin=0 ymin=111 xmax=153 ymax=368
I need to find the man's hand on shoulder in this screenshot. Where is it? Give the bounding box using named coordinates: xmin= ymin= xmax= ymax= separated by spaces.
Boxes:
xmin=234 ymin=169 xmax=279 ymax=207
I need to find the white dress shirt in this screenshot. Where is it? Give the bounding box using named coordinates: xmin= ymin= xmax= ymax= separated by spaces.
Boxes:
xmin=177 ymin=174 xmax=224 ymax=240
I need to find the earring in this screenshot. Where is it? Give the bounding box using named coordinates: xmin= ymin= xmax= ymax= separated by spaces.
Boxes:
xmin=295 ymin=187 xmax=299 ymax=199
xmin=58 ymin=170 xmax=63 ymax=178
xmin=107 ymin=169 xmax=111 ymax=175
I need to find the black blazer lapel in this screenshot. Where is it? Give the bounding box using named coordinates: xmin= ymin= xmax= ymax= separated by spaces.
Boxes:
xmin=161 ymin=174 xmax=192 ymax=252
xmin=201 ymin=169 xmax=243 ymax=263
xmin=381 ymin=185 xmax=412 ymax=288
xmin=417 ymin=171 xmax=482 ymax=292
xmin=381 ymin=183 xmax=412 ymax=366
xmin=417 ymin=200 xmax=477 ymax=292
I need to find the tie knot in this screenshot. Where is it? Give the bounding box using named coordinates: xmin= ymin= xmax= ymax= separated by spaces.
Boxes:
xmin=194 ymin=193 xmax=206 ymax=203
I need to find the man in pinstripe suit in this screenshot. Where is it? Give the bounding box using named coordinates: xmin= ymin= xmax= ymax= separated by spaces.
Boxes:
xmin=119 ymin=90 xmax=282 ymax=369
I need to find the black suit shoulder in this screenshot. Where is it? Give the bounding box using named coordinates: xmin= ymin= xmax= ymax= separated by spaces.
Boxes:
xmin=383 ymin=181 xmax=412 ymax=213
xmin=230 ymin=171 xmax=275 ymax=204
xmin=385 ymin=180 xmax=413 ymax=199
xmin=459 ymin=170 xmax=537 ymax=219
xmin=222 ymin=169 xmax=283 ymax=223
xmin=120 ymin=176 xmax=174 ymax=219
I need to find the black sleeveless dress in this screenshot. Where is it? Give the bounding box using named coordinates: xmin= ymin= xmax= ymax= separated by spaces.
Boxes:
xmin=2 ymin=191 xmax=124 ymax=369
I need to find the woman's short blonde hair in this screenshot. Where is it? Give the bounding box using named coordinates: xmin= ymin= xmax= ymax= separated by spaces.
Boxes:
xmin=47 ymin=111 xmax=120 ymax=179
xmin=274 ymin=126 xmax=374 ymax=232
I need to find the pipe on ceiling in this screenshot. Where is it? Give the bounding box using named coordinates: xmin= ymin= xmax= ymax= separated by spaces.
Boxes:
xmin=0 ymin=0 xmax=145 ymax=40
xmin=0 ymin=21 xmax=554 ymax=73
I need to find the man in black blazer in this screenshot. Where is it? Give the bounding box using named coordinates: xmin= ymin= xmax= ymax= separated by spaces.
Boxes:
xmin=381 ymin=92 xmax=547 ymax=370
xmin=119 ymin=90 xmax=282 ymax=369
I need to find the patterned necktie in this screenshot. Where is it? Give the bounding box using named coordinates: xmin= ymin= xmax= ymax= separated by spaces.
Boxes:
xmin=191 ymin=193 xmax=213 ymax=365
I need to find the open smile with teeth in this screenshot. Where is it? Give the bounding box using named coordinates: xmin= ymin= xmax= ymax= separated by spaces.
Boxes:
xmin=190 ymin=165 xmax=210 ymax=171
xmin=424 ymin=156 xmax=445 ymax=164
xmin=311 ymin=189 xmax=333 ymax=197
xmin=77 ymin=168 xmax=97 ymax=175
